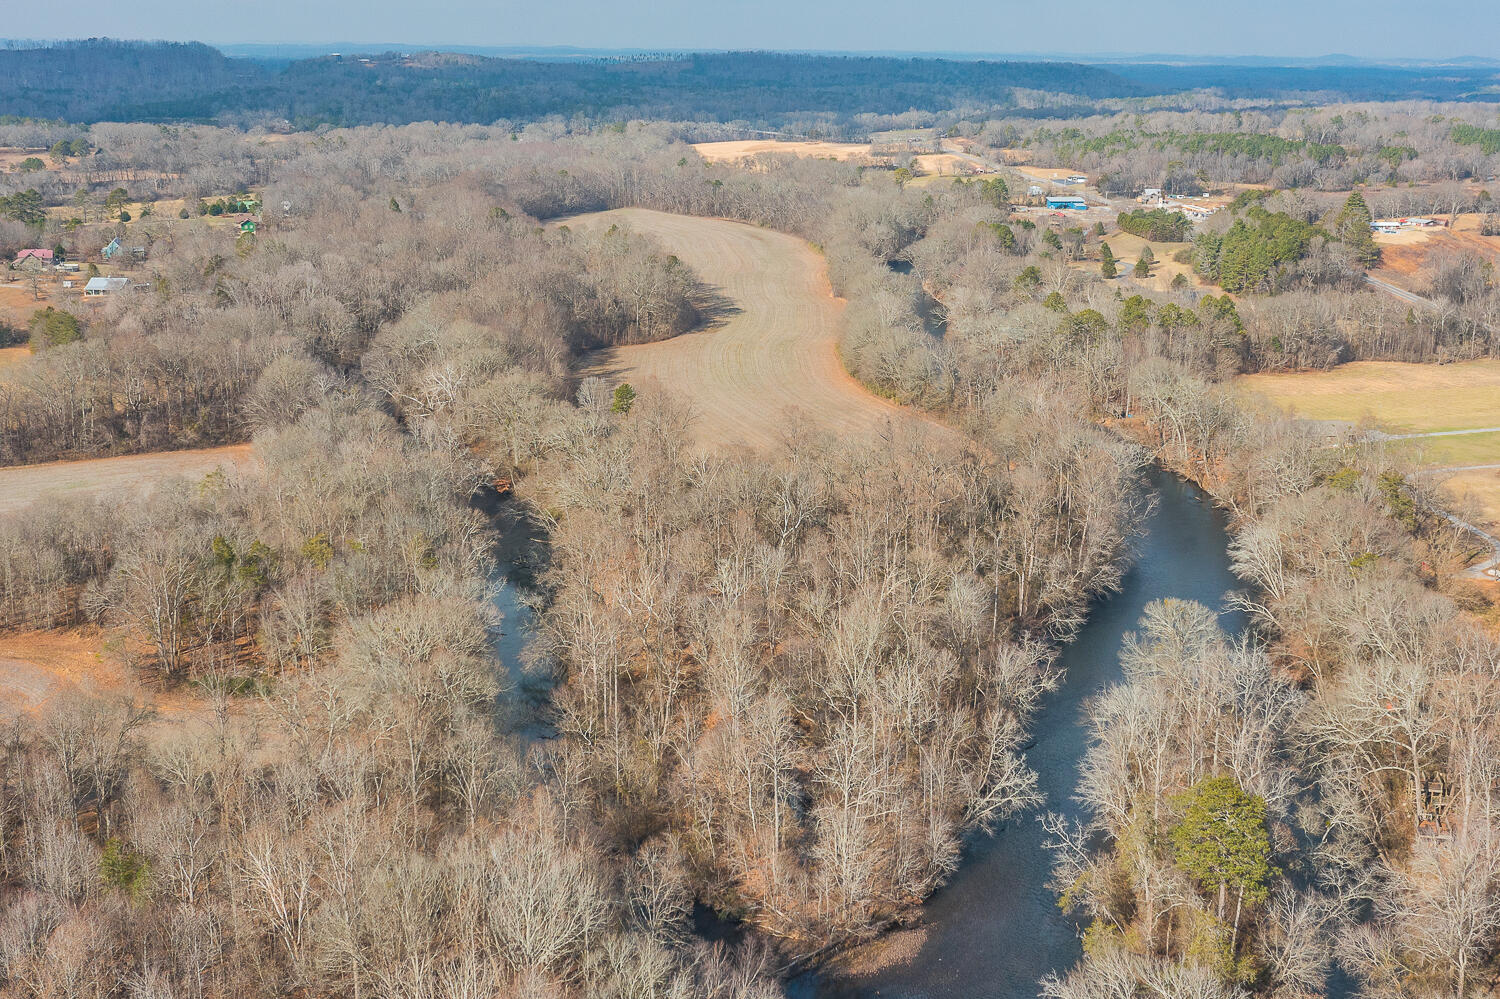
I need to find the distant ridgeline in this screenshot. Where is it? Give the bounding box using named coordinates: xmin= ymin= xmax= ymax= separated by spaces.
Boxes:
xmin=0 ymin=40 xmax=1497 ymax=128
xmin=0 ymin=40 xmax=1144 ymax=127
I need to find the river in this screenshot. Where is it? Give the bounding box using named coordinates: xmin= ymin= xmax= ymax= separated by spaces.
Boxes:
xmin=804 ymin=468 xmax=1247 ymax=999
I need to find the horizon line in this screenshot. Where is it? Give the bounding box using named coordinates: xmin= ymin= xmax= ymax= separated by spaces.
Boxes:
xmin=1 ymin=38 xmax=1494 ymax=65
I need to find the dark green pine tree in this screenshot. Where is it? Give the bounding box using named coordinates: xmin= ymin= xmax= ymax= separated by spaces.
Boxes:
xmin=1334 ymin=190 xmax=1381 ymax=267
xmin=1171 ymin=776 xmax=1277 ymax=955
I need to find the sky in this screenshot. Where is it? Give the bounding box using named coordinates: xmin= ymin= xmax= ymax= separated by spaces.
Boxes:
xmin=7 ymin=0 xmax=1499 ymax=61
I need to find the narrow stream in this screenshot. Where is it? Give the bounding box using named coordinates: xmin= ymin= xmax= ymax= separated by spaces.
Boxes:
xmin=808 ymin=468 xmax=1247 ymax=998
xmin=473 ymin=487 xmax=549 ymax=739
xmin=887 ymin=259 xmax=947 ymax=340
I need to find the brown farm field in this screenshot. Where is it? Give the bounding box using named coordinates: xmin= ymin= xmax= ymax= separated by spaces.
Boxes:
xmin=0 ymin=626 xmax=219 ymax=723
xmin=0 ymin=148 xmax=63 ymax=175
xmin=0 ymin=629 xmax=126 ymax=715
xmin=0 ymin=444 xmax=255 ymax=516
xmin=1014 ymin=165 xmax=1081 ymax=182
xmin=0 ymin=278 xmax=62 ymax=327
xmin=567 ymin=209 xmax=957 ymax=452
xmin=692 ymin=139 xmax=873 ymax=164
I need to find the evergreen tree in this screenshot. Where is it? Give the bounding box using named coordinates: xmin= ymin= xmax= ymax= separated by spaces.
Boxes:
xmin=1333 ymin=190 xmax=1381 ymax=267
xmin=1171 ymin=776 xmax=1276 ymax=954
xmin=28 ymin=307 xmax=81 ymax=348
xmin=1100 ymin=241 xmax=1117 ymax=277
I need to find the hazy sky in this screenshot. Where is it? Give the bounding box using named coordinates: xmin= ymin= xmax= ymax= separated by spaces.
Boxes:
xmin=9 ymin=0 xmax=1499 ymax=60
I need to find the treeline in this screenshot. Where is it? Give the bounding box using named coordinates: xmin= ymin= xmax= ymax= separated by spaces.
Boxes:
xmin=0 ymin=402 xmax=794 ymax=997
xmin=973 ymin=106 xmax=1500 ymax=193
xmin=1194 ymin=207 xmax=1326 ymax=292
xmin=1117 ymin=208 xmax=1191 ymax=242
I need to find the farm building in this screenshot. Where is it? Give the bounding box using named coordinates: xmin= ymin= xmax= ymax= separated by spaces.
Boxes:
xmin=12 ymin=248 xmax=53 ymax=271
xmin=1371 ymin=217 xmax=1445 ymax=233
xmin=1046 ymin=196 xmax=1088 ymax=211
xmin=83 ymin=276 xmax=129 ymax=297
xmin=239 ymin=219 xmax=257 ymax=234
xmin=102 ymin=237 xmax=121 ymax=260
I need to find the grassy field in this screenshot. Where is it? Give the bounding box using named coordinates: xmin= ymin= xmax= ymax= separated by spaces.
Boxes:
xmin=1097 ymin=231 xmax=1210 ymax=294
xmin=567 ymin=209 xmax=957 ymax=452
xmin=1399 ymin=431 xmax=1500 ymax=468
xmin=1237 ymin=360 xmax=1500 ymax=434
xmin=0 ymin=444 xmax=255 ymax=515
xmin=1237 ymin=359 xmax=1500 ymax=530
xmin=1443 ymin=469 xmax=1500 ymax=530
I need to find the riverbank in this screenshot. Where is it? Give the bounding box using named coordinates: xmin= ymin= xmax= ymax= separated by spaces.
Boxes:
xmin=800 ymin=468 xmax=1246 ymax=998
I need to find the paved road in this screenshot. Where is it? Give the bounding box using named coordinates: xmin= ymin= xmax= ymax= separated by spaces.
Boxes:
xmin=1372 ymin=426 xmax=1500 ymax=441
xmin=1438 ymin=509 xmax=1500 ymax=580
xmin=1365 ymin=273 xmax=1434 ymax=307
xmin=1422 ymin=463 xmax=1500 ymax=473
xmin=937 ymin=140 xmax=1006 ymax=174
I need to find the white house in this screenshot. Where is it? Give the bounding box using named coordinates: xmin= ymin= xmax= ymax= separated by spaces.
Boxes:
xmin=84 ymin=276 xmax=129 ymax=297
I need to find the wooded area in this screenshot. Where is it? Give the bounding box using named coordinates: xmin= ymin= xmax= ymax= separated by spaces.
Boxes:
xmin=0 ymin=86 xmax=1497 ymax=999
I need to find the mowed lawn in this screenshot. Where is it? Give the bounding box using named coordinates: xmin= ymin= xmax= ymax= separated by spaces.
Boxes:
xmin=1237 ymin=359 xmax=1500 ymax=434
xmin=1398 ymin=431 xmax=1500 ymax=468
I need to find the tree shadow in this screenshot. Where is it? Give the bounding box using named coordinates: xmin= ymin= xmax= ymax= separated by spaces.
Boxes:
xmin=691 ymin=280 xmax=742 ymax=333
xmin=572 ymin=279 xmax=742 ymax=387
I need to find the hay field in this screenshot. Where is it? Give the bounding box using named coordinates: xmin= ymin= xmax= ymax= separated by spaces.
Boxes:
xmin=1402 ymin=431 xmax=1500 ymax=468
xmin=1237 ymin=359 xmax=1500 ymax=529
xmin=0 ymin=444 xmax=255 ymax=515
xmin=568 ymin=209 xmax=956 ymax=452
xmin=1237 ymin=360 xmax=1500 ymax=434
xmin=910 ymin=153 xmax=979 ymax=176
xmin=1015 ymin=165 xmax=1081 ymax=182
xmin=693 ymin=140 xmax=873 ymax=164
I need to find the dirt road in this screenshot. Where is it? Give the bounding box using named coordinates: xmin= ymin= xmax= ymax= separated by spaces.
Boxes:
xmin=570 ymin=209 xmax=956 ymax=452
xmin=0 ymin=444 xmax=255 ymax=516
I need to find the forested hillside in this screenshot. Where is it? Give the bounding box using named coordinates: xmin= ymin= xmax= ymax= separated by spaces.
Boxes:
xmin=5 ymin=41 xmax=1499 ymax=130
xmin=0 ymin=41 xmax=1144 ymax=126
